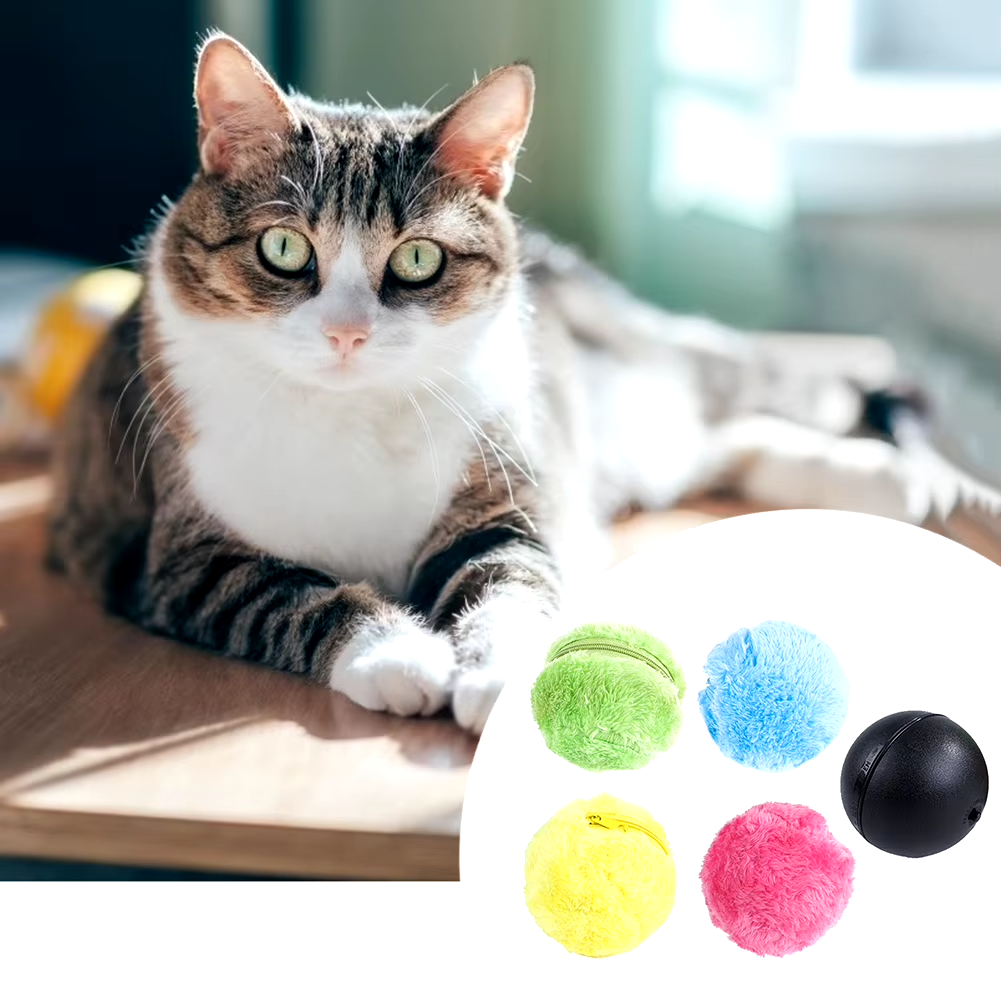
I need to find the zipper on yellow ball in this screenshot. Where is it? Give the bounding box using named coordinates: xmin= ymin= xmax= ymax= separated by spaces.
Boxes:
xmin=586 ymin=811 xmax=671 ymax=857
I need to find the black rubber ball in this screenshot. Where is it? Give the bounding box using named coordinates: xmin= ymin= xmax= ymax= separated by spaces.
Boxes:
xmin=841 ymin=711 xmax=988 ymax=858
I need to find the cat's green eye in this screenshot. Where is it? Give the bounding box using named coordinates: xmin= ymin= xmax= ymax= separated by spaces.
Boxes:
xmin=388 ymin=239 xmax=444 ymax=284
xmin=258 ymin=226 xmax=314 ymax=275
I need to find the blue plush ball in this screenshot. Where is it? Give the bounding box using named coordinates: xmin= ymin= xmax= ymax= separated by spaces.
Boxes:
xmin=698 ymin=621 xmax=849 ymax=771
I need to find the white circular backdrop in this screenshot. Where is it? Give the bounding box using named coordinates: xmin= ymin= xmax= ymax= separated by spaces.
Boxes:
xmin=460 ymin=510 xmax=1000 ymax=997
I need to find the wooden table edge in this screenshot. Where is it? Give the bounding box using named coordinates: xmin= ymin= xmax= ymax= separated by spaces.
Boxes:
xmin=0 ymin=805 xmax=459 ymax=880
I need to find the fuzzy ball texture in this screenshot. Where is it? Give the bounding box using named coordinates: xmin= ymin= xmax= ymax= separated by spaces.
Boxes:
xmin=699 ymin=620 xmax=848 ymax=770
xmin=531 ymin=623 xmax=686 ymax=771
xmin=525 ymin=793 xmax=677 ymax=957
xmin=700 ymin=802 xmax=855 ymax=957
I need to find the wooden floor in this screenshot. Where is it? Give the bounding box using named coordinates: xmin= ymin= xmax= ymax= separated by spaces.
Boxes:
xmin=1 ymin=455 xmax=997 ymax=879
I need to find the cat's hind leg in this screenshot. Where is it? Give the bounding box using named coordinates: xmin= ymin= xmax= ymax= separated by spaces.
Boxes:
xmin=694 ymin=414 xmax=1001 ymax=523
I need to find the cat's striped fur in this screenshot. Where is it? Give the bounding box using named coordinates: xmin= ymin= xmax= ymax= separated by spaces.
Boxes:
xmin=48 ymin=34 xmax=1001 ymax=733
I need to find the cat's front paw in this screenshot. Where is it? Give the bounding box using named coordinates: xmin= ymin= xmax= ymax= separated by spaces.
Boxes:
xmin=450 ymin=595 xmax=557 ymax=734
xmin=329 ymin=620 xmax=457 ymax=717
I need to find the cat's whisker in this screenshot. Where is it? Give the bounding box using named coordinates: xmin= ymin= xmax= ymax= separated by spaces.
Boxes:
xmin=82 ymin=258 xmax=144 ymax=273
xmin=279 ymin=174 xmax=309 ymax=213
xmin=419 ymin=379 xmax=492 ymax=493
xmin=115 ymin=375 xmax=170 ymax=466
xmin=421 ymin=378 xmax=537 ymax=486
xmin=421 ymin=379 xmax=516 ymax=509
xmin=135 ymin=385 xmax=205 ymax=492
xmin=130 ymin=378 xmax=176 ymax=487
xmin=436 ymin=365 xmax=536 ymax=479
xmin=421 ymin=378 xmax=524 ymax=506
xmin=405 ymin=390 xmax=441 ymax=526
xmin=407 ymin=83 xmax=449 ymax=135
xmin=476 ymin=405 xmax=534 ymax=480
xmin=512 ymin=505 xmax=538 ymax=533
xmin=398 ymin=83 xmax=449 ymax=165
xmin=395 ymin=83 xmax=450 ymax=192
xmin=253 ymin=371 xmax=283 ymax=408
xmin=108 ymin=353 xmax=163 ymax=446
xmin=140 ymin=399 xmax=181 ymax=469
xmin=366 ymin=91 xmax=389 ymax=115
xmin=248 ymin=199 xmax=300 ymax=214
xmin=435 ymin=363 xmax=524 ymax=418
xmin=400 ymin=156 xmax=438 ymax=213
xmin=492 ymin=444 xmax=516 ymax=508
xmin=402 ymin=167 xmax=478 ymax=215
xmin=303 ymin=119 xmax=324 ymax=202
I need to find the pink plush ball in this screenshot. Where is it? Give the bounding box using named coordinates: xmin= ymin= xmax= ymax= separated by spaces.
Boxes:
xmin=700 ymin=802 xmax=855 ymax=957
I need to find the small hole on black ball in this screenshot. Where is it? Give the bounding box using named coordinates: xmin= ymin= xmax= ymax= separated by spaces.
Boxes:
xmin=968 ymin=808 xmax=981 ymax=824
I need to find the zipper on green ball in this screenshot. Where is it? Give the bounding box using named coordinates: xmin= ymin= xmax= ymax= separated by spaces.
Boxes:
xmin=548 ymin=638 xmax=678 ymax=686
xmin=586 ymin=812 xmax=671 ymax=856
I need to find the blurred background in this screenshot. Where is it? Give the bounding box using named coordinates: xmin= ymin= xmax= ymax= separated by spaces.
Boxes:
xmin=1 ymin=0 xmax=999 ymax=474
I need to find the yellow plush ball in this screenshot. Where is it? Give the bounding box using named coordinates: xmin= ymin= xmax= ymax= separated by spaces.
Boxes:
xmin=524 ymin=793 xmax=677 ymax=957
xmin=24 ymin=268 xmax=141 ymax=420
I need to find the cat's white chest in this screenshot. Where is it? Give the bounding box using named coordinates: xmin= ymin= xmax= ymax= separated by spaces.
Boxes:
xmin=182 ymin=383 xmax=473 ymax=596
xmin=148 ymin=253 xmax=531 ymax=597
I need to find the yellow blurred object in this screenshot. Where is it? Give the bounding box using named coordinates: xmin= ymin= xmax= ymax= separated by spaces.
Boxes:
xmin=0 ymin=365 xmax=47 ymax=452
xmin=24 ymin=269 xmax=142 ymax=421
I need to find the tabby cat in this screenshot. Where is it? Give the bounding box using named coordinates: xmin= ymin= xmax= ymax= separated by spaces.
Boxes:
xmin=48 ymin=33 xmax=999 ymax=732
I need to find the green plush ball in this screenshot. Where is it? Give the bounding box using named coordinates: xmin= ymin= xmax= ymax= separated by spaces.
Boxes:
xmin=530 ymin=623 xmax=686 ymax=771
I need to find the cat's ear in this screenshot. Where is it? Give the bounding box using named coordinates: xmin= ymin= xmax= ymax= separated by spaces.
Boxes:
xmin=429 ymin=64 xmax=534 ymax=201
xmin=194 ymin=32 xmax=299 ymax=176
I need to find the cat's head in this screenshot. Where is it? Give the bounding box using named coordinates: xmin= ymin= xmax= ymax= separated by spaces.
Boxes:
xmin=150 ymin=32 xmax=533 ymax=393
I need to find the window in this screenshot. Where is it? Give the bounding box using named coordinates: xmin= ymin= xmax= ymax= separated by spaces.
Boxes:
xmin=653 ymin=0 xmax=1001 ymax=218
xmin=856 ymin=0 xmax=1001 ymax=75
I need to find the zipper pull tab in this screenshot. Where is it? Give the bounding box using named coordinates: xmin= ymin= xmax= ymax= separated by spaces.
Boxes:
xmin=586 ymin=812 xmax=671 ymax=856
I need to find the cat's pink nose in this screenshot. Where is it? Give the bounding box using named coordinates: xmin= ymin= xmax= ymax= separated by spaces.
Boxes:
xmin=324 ymin=325 xmax=369 ymax=361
